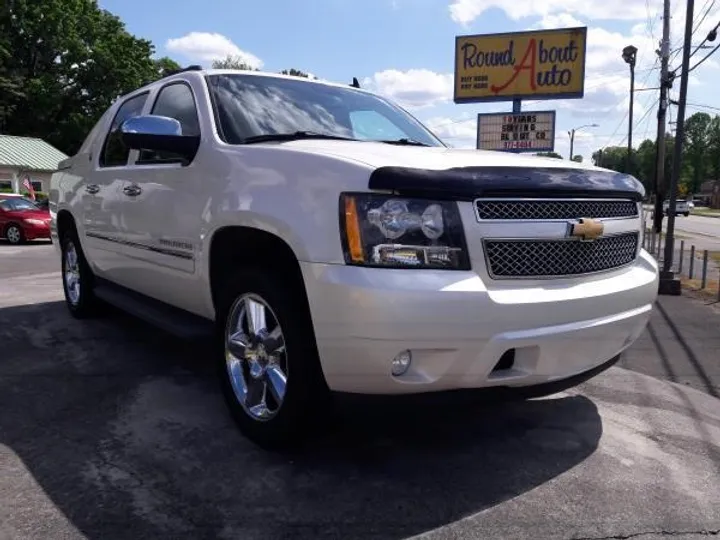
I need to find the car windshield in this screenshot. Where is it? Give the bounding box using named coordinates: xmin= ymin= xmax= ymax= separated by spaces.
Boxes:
xmin=206 ymin=74 xmax=445 ymax=147
xmin=1 ymin=197 xmax=39 ymax=211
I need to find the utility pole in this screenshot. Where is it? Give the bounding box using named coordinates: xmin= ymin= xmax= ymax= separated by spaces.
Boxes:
xmin=623 ymin=45 xmax=638 ymax=173
xmin=660 ymin=0 xmax=694 ymax=296
xmin=652 ymin=0 xmax=672 ymax=234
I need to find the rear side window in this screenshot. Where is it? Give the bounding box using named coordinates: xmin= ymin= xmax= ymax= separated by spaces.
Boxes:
xmin=100 ymin=93 xmax=149 ymax=168
xmin=138 ymin=83 xmax=200 ymax=164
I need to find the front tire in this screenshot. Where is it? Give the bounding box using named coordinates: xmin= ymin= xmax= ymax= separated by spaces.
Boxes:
xmin=5 ymin=224 xmax=24 ymax=245
xmin=61 ymin=230 xmax=99 ymax=318
xmin=216 ymin=268 xmax=329 ymax=449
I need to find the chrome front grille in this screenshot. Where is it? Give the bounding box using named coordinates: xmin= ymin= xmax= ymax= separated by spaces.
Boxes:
xmin=475 ymin=199 xmax=638 ymax=220
xmin=484 ymin=232 xmax=639 ymax=278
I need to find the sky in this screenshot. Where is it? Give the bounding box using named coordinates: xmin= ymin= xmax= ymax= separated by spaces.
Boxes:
xmin=99 ymin=0 xmax=720 ymax=162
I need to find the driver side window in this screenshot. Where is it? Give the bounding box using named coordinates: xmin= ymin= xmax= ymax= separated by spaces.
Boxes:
xmin=100 ymin=92 xmax=149 ymax=168
xmin=138 ymin=82 xmax=200 ymax=164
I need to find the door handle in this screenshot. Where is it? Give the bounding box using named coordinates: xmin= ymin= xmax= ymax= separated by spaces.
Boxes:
xmin=85 ymin=184 xmax=100 ymax=195
xmin=123 ymin=184 xmax=142 ymax=197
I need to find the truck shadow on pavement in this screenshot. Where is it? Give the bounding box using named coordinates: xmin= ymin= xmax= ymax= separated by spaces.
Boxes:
xmin=0 ymin=300 xmax=603 ymax=540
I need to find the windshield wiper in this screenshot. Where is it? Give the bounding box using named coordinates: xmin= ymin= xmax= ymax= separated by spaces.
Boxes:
xmin=377 ymin=138 xmax=430 ymax=147
xmin=241 ymin=131 xmax=358 ymax=144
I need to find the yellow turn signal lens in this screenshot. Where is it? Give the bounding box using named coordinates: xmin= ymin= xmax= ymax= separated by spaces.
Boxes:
xmin=344 ymin=196 xmax=365 ymax=263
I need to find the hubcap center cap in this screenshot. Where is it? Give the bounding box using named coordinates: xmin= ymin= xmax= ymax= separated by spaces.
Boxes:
xmin=246 ymin=343 xmax=269 ymax=379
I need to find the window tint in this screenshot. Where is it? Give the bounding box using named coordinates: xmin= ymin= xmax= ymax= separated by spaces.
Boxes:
xmin=349 ymin=110 xmax=407 ymax=141
xmin=207 ymin=74 xmax=444 ymax=147
xmin=138 ymin=83 xmax=200 ymax=163
xmin=100 ymin=93 xmax=148 ymax=167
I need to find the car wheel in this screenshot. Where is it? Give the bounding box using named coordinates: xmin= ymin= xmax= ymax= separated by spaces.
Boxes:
xmin=684 ymin=212 xmax=689 ymax=217
xmin=5 ymin=224 xmax=24 ymax=244
xmin=216 ymin=268 xmax=330 ymax=449
xmin=61 ymin=229 xmax=99 ymax=318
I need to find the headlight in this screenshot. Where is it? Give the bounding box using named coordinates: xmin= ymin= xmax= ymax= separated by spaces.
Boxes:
xmin=23 ymin=218 xmax=46 ymax=226
xmin=339 ymin=193 xmax=470 ymax=270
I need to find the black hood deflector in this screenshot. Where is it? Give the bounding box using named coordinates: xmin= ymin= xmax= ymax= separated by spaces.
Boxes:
xmin=367 ymin=166 xmax=645 ymax=202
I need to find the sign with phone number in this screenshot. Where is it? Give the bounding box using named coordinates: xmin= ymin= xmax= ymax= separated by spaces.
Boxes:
xmin=476 ymin=110 xmax=556 ymax=153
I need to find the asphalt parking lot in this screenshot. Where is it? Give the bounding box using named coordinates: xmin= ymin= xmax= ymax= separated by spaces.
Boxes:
xmin=2 ymin=242 xmax=720 ymax=540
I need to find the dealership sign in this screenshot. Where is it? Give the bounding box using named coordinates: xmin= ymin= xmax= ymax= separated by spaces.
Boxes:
xmin=454 ymin=27 xmax=587 ymax=103
xmin=476 ymin=111 xmax=556 ymax=153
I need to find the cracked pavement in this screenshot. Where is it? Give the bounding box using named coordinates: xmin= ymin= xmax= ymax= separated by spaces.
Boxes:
xmin=1 ymin=243 xmax=720 ymax=540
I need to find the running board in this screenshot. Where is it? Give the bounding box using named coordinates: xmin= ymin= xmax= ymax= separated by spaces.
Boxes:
xmin=94 ymin=278 xmax=214 ymax=341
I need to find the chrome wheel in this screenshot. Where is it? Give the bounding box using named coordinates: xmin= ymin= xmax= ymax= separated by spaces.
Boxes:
xmin=6 ymin=225 xmax=21 ymax=244
xmin=64 ymin=240 xmax=81 ymax=306
xmin=225 ymin=293 xmax=288 ymax=421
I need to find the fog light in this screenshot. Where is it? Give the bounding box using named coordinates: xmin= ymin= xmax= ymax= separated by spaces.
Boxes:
xmin=391 ymin=350 xmax=412 ymax=376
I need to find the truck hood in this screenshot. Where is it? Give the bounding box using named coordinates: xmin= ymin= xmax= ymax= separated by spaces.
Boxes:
xmin=276 ymin=139 xmax=645 ymax=201
xmin=277 ymin=139 xmax=597 ymax=172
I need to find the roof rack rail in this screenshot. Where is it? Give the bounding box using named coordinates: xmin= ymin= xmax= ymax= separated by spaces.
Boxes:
xmin=165 ymin=64 xmax=203 ymax=77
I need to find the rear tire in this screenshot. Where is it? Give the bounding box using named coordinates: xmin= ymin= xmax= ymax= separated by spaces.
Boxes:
xmin=60 ymin=228 xmax=100 ymax=319
xmin=5 ymin=224 xmax=24 ymax=245
xmin=216 ymin=268 xmax=330 ymax=449
xmin=683 ymin=212 xmax=689 ymax=217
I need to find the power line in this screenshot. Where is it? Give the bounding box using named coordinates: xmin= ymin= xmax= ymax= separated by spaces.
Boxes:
xmin=687 ymin=41 xmax=720 ymax=72
xmin=685 ymin=101 xmax=720 ymax=112
xmin=616 ymin=99 xmax=660 ymax=148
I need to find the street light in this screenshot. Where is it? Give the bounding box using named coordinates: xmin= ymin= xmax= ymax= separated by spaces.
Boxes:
xmin=622 ymin=45 xmax=638 ymax=173
xmin=568 ymin=124 xmax=599 ymax=160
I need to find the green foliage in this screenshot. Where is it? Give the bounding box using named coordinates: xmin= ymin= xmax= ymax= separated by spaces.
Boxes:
xmin=571 ymin=155 xmax=583 ymax=162
xmin=535 ymin=151 xmax=563 ymax=159
xmin=706 ymin=116 xmax=720 ymax=180
xmin=211 ymin=55 xmax=259 ymax=70
xmin=683 ymin=112 xmax=712 ymax=194
xmin=153 ymin=57 xmax=182 ymax=79
xmin=280 ymin=68 xmax=315 ymax=79
xmin=0 ymin=0 xmax=177 ymax=155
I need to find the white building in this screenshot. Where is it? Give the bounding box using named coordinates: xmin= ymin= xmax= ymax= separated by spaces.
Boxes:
xmin=0 ymin=134 xmax=68 ymax=195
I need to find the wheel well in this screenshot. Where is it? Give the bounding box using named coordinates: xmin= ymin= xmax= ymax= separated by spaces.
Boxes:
xmin=56 ymin=210 xmax=76 ymax=240
xmin=209 ymin=227 xmax=308 ymax=313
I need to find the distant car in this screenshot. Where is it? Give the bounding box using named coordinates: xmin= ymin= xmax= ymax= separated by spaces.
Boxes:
xmin=0 ymin=194 xmax=51 ymax=244
xmin=663 ymin=199 xmax=690 ymax=216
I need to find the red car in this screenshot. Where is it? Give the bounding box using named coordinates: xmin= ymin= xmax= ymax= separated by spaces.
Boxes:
xmin=0 ymin=194 xmax=52 ymax=244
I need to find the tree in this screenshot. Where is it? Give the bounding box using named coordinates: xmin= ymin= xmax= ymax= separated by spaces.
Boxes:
xmin=635 ymin=139 xmax=657 ymax=193
xmin=707 ymin=115 xmax=720 ymax=180
xmin=682 ymin=112 xmax=712 ymax=195
xmin=153 ymin=56 xmax=182 ymax=78
xmin=535 ymin=151 xmax=563 ymax=159
xmin=280 ymin=68 xmax=315 ymax=79
xmin=211 ymin=55 xmax=258 ymax=70
xmin=0 ymin=0 xmax=172 ymax=155
xmin=572 ymin=155 xmax=583 ymax=162
xmin=592 ymin=146 xmax=627 ymax=172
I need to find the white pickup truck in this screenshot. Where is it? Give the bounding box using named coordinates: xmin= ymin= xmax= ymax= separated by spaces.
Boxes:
xmin=50 ymin=67 xmax=659 ymax=448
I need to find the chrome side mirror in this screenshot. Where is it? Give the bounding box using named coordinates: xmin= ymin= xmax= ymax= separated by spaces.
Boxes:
xmin=121 ymin=115 xmax=183 ymax=137
xmin=120 ymin=114 xmax=200 ymax=163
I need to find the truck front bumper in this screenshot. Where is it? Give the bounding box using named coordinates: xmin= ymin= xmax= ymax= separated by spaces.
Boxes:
xmin=300 ymin=250 xmax=658 ymax=395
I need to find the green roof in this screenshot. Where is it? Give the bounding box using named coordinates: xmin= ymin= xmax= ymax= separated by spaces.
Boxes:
xmin=0 ymin=135 xmax=68 ymax=172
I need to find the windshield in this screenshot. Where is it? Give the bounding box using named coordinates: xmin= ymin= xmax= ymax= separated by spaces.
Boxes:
xmin=206 ymin=74 xmax=445 ymax=147
xmin=1 ymin=197 xmax=39 ymax=211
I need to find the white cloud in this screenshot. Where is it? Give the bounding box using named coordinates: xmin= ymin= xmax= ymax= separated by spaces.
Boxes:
xmin=425 ymin=115 xmax=477 ymax=147
xmin=449 ymin=0 xmax=648 ymax=25
xmin=166 ymin=32 xmax=263 ymax=68
xmin=362 ymin=69 xmax=454 ymax=108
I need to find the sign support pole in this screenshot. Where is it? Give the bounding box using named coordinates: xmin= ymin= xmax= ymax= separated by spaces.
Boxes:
xmin=511 ymin=99 xmax=522 ymax=153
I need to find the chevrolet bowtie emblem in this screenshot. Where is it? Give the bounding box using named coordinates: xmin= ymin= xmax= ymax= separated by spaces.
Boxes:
xmin=568 ymin=218 xmax=604 ymax=241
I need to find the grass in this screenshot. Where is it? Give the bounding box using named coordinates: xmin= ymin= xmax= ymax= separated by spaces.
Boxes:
xmin=692 ymin=209 xmax=720 ymax=219
xmin=680 ymin=276 xmax=720 ymax=303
